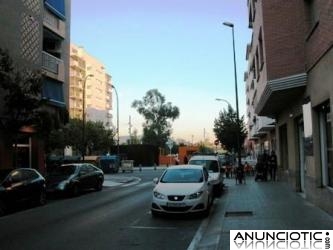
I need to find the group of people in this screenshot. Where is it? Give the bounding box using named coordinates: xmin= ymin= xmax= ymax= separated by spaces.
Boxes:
xmin=255 ymin=151 xmax=278 ymax=181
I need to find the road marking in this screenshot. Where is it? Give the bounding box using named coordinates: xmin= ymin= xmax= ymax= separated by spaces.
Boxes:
xmin=136 ymin=181 xmax=153 ymax=187
xmin=186 ymin=217 xmax=210 ymax=250
xmin=129 ymin=226 xmax=177 ymax=230
xmin=130 ymin=218 xmax=141 ymax=227
xmin=187 ymin=204 xmax=216 ymax=250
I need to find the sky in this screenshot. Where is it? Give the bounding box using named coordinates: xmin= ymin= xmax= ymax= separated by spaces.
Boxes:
xmin=70 ymin=0 xmax=251 ymax=143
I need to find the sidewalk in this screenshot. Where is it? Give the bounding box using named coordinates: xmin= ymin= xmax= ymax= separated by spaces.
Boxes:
xmin=196 ymin=176 xmax=333 ymax=250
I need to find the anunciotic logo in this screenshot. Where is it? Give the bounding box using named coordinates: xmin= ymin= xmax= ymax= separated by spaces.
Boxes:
xmin=230 ymin=230 xmax=332 ymax=250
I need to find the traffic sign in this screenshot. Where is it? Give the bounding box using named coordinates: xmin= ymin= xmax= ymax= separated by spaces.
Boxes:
xmin=166 ymin=139 xmax=174 ymax=150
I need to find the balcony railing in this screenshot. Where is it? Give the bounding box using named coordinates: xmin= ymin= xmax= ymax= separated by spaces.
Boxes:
xmin=42 ymin=51 xmax=65 ymax=82
xmin=43 ymin=8 xmax=66 ymax=38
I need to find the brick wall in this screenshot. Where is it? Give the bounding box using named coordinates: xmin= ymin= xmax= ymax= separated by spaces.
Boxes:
xmin=261 ymin=0 xmax=306 ymax=80
xmin=305 ymin=0 xmax=333 ymax=71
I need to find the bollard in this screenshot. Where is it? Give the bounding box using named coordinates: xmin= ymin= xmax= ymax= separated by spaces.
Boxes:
xmin=154 ymin=163 xmax=157 ymax=170
xmin=139 ymin=164 xmax=142 ymax=172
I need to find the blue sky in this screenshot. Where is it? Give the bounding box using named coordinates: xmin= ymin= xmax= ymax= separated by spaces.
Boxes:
xmin=71 ymin=0 xmax=251 ymax=143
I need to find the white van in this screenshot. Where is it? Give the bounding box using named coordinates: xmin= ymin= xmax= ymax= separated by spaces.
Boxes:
xmin=120 ymin=160 xmax=134 ymax=173
xmin=188 ymin=154 xmax=224 ymax=197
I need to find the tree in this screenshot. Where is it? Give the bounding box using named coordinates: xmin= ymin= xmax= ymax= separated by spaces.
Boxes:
xmin=47 ymin=119 xmax=115 ymax=156
xmin=0 ymin=48 xmax=51 ymax=166
xmin=132 ymin=89 xmax=180 ymax=147
xmin=213 ymin=105 xmax=247 ymax=153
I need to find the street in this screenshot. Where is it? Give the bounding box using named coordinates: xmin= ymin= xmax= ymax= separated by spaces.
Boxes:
xmin=0 ymin=168 xmax=204 ymax=250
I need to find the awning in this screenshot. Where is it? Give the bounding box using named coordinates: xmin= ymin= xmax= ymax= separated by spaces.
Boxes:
xmin=44 ymin=0 xmax=66 ymax=20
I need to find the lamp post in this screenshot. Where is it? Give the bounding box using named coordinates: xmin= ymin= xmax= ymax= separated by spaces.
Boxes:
xmin=215 ymin=98 xmax=232 ymax=109
xmin=82 ymin=74 xmax=94 ymax=161
xmin=112 ymin=85 xmax=120 ymax=156
xmin=223 ymin=21 xmax=241 ymax=167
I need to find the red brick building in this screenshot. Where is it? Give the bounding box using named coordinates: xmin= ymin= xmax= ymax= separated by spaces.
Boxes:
xmin=246 ymin=0 xmax=333 ymax=215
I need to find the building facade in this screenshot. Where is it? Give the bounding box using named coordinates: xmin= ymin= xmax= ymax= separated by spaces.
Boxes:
xmin=69 ymin=44 xmax=113 ymax=128
xmin=246 ymin=0 xmax=333 ymax=214
xmin=0 ymin=0 xmax=71 ymax=172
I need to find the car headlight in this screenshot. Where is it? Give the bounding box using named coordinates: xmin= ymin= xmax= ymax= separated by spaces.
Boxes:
xmin=58 ymin=180 xmax=70 ymax=190
xmin=153 ymin=191 xmax=166 ymax=199
xmin=189 ymin=191 xmax=204 ymax=199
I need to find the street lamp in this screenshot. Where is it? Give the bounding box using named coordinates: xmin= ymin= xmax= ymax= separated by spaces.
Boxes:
xmin=223 ymin=21 xmax=241 ymax=167
xmin=215 ymin=98 xmax=232 ymax=109
xmin=82 ymin=74 xmax=94 ymax=161
xmin=111 ymin=85 xmax=120 ymax=157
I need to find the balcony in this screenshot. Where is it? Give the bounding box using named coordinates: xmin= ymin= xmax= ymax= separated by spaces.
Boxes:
xmin=255 ymin=73 xmax=307 ymax=116
xmin=43 ymin=8 xmax=66 ymax=38
xmin=256 ymin=116 xmax=275 ymax=133
xmin=42 ymin=51 xmax=65 ymax=82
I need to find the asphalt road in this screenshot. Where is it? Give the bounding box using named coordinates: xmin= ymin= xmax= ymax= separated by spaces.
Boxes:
xmin=0 ymin=169 xmax=204 ymax=250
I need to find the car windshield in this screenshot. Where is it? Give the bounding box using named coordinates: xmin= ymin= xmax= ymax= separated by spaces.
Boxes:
xmin=48 ymin=165 xmax=77 ymax=176
xmin=188 ymin=160 xmax=219 ymax=173
xmin=160 ymin=168 xmax=203 ymax=183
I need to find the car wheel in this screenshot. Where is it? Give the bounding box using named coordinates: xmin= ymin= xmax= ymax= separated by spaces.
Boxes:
xmin=38 ymin=190 xmax=47 ymax=206
xmin=71 ymin=184 xmax=80 ymax=197
xmin=151 ymin=210 xmax=159 ymax=217
xmin=215 ymin=184 xmax=223 ymax=197
xmin=201 ymin=196 xmax=212 ymax=218
xmin=0 ymin=201 xmax=6 ymax=216
xmin=95 ymin=180 xmax=103 ymax=191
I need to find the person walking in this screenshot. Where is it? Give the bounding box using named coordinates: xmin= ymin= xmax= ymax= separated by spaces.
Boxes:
xmin=262 ymin=151 xmax=269 ymax=181
xmin=269 ymin=151 xmax=278 ymax=181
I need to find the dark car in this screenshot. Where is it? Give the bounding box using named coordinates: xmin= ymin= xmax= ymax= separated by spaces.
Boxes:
xmin=0 ymin=168 xmax=46 ymax=216
xmin=46 ymin=163 xmax=104 ymax=196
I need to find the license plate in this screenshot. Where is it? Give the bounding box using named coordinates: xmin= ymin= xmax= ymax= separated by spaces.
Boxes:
xmin=167 ymin=202 xmax=186 ymax=207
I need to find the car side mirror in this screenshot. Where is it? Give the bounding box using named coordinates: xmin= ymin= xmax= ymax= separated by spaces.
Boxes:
xmin=153 ymin=177 xmax=159 ymax=184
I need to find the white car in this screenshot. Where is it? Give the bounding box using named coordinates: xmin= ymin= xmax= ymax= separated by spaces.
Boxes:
xmin=188 ymin=154 xmax=224 ymax=197
xmin=151 ymin=165 xmax=213 ymax=216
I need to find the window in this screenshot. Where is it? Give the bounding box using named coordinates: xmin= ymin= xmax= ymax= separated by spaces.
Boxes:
xmin=305 ymin=0 xmax=320 ymax=40
xmin=251 ymin=59 xmax=256 ymax=79
xmin=258 ymin=28 xmax=264 ymax=69
xmin=255 ymin=49 xmax=260 ymax=81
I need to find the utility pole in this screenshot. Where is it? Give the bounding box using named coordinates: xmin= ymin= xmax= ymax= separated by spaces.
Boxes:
xmin=128 ymin=115 xmax=132 ymax=144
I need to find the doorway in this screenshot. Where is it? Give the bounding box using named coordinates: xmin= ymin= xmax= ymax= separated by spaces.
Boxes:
xmin=297 ymin=119 xmax=305 ymax=192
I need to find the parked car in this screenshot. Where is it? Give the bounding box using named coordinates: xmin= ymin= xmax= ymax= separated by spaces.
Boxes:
xmin=151 ymin=165 xmax=213 ymax=217
xmin=46 ymin=163 xmax=104 ymax=197
xmin=0 ymin=168 xmax=46 ymax=216
xmin=188 ymin=154 xmax=224 ymax=196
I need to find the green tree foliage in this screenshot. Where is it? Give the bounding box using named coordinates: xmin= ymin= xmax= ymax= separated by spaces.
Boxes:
xmin=0 ymin=49 xmax=69 ymax=157
xmin=132 ymin=89 xmax=180 ymax=147
xmin=48 ymin=119 xmax=115 ymax=155
xmin=0 ymin=49 xmax=42 ymax=135
xmin=213 ymin=106 xmax=247 ymax=152
xmin=0 ymin=48 xmax=65 ymax=166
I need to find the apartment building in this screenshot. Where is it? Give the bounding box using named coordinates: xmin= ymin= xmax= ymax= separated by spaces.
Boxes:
xmin=0 ymin=0 xmax=71 ymax=172
xmin=246 ymin=0 xmax=333 ymax=214
xmin=69 ymin=44 xmax=113 ymax=129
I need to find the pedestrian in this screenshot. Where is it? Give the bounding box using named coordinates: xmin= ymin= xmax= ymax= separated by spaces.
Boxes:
xmin=175 ymin=155 xmax=180 ymax=165
xmin=183 ymin=155 xmax=188 ymax=164
xmin=269 ymin=151 xmax=278 ymax=181
xmin=262 ymin=150 xmax=269 ymax=181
